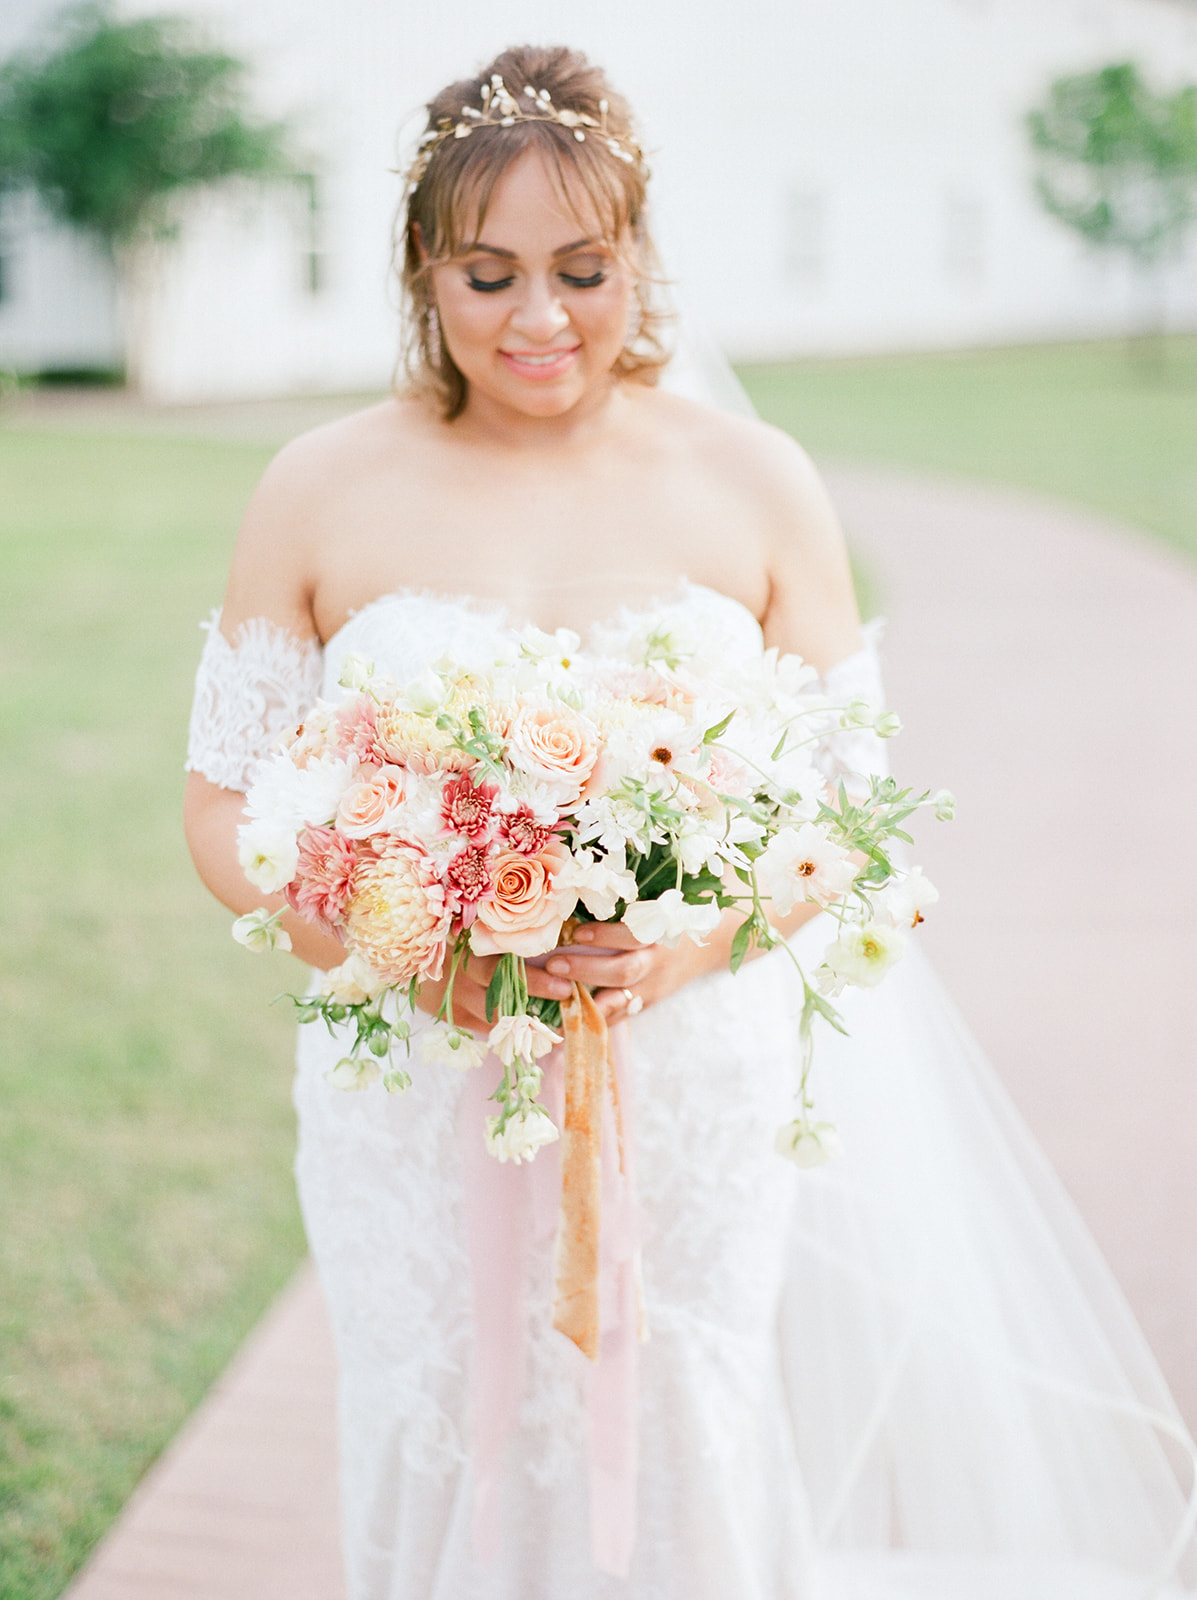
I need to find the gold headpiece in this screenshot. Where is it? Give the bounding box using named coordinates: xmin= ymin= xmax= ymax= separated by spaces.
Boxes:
xmin=405 ymin=74 xmax=645 ymax=189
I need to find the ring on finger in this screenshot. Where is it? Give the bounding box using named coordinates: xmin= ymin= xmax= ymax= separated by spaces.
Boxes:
xmin=621 ymin=987 xmax=644 ymax=1017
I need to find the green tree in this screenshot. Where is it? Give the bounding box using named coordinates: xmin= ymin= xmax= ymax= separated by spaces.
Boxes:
xmin=1027 ymin=62 xmax=1197 ymax=354
xmin=0 ymin=2 xmax=291 ymax=380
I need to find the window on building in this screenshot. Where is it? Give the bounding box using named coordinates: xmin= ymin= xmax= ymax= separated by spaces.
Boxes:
xmin=783 ymin=189 xmax=826 ymax=290
xmin=296 ymin=172 xmax=326 ymax=295
xmin=944 ymin=193 xmax=986 ymax=284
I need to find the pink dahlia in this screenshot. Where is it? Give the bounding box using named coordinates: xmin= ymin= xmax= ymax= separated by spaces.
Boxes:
xmin=285 ymin=826 xmax=358 ymax=932
xmin=444 ymin=841 xmax=495 ymax=923
xmin=440 ymin=774 xmax=496 ymax=840
xmin=335 ymin=697 xmax=380 ymax=764
xmin=500 ymin=805 xmax=555 ymax=856
xmin=345 ymin=841 xmax=451 ymax=983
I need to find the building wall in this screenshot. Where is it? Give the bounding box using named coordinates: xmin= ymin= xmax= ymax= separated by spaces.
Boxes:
xmin=0 ymin=191 xmax=122 ymax=373
xmin=6 ymin=0 xmax=1197 ymax=396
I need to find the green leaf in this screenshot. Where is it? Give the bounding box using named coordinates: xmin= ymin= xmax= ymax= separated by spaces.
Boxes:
xmin=703 ymin=710 xmax=735 ymax=743
xmin=484 ymin=962 xmax=505 ymax=1024
xmin=729 ymin=916 xmax=755 ymax=975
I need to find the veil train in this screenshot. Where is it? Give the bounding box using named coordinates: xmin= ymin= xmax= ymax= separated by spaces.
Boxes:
xmin=658 ymin=320 xmax=1197 ymax=1599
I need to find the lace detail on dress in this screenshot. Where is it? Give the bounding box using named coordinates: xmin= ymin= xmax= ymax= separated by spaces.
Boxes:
xmin=185 ymin=610 xmax=324 ymax=793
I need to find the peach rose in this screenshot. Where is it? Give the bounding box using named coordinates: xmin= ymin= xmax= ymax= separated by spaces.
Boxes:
xmin=506 ymin=703 xmax=599 ymax=805
xmin=345 ymin=841 xmax=451 ymax=983
xmin=336 ymin=765 xmax=406 ymax=839
xmin=470 ymin=838 xmax=577 ymax=958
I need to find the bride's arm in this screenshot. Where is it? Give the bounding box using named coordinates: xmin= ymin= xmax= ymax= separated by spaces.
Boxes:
xmin=183 ymin=436 xmax=347 ymax=968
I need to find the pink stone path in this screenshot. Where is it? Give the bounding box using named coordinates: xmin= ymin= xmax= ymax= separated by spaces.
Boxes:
xmin=59 ymin=445 xmax=1197 ymax=1598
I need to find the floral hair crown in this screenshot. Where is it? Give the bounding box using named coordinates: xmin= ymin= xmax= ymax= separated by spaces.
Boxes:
xmin=405 ymin=73 xmax=645 ymax=189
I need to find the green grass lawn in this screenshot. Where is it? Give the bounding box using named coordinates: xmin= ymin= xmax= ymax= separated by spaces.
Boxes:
xmin=0 ymin=431 xmax=307 ymax=1600
xmin=0 ymin=333 xmax=1193 ymax=1597
xmin=738 ymin=334 xmax=1197 ymax=561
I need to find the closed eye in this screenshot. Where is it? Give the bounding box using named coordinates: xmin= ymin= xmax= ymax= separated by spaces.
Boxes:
xmin=560 ymin=270 xmax=607 ymax=288
xmin=467 ymin=275 xmax=515 ymax=293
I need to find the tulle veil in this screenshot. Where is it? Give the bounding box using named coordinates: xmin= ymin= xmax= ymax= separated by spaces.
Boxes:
xmin=659 ymin=317 xmax=1197 ymax=1599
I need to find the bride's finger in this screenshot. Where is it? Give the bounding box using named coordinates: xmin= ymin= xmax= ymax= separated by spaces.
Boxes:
xmin=569 ymin=921 xmax=653 ymax=951
xmin=545 ymin=949 xmax=652 ymax=990
xmin=525 ymin=964 xmax=575 ymax=1002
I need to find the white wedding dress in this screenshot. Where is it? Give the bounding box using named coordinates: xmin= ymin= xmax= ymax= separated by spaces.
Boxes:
xmin=187 ymin=582 xmax=1197 ymax=1600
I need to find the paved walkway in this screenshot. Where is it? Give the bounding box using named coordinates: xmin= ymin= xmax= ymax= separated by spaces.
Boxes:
xmin=59 ymin=433 xmax=1197 ymax=1597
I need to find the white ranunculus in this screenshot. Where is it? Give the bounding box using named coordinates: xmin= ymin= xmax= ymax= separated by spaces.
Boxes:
xmin=231 ymin=906 xmax=292 ymax=954
xmin=876 ymin=867 xmax=939 ymax=930
xmin=485 ymin=1104 xmax=560 ymax=1163
xmin=319 ymin=952 xmax=388 ymax=1006
xmin=487 ymin=1013 xmax=562 ymax=1068
xmin=237 ymin=818 xmax=301 ymax=893
xmin=565 ymin=849 xmax=639 ymax=921
xmin=821 ymin=920 xmax=907 ymax=989
xmin=324 ymin=1056 xmax=381 ymax=1092
xmin=755 ymin=823 xmax=858 ymax=915
xmin=623 ymin=888 xmax=722 ymax=948
xmin=419 ymin=1025 xmax=487 ymax=1071
xmin=775 ymin=1119 xmax=845 ymax=1169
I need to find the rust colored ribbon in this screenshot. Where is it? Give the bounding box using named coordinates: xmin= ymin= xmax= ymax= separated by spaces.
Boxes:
xmin=553 ymin=980 xmax=612 ymax=1359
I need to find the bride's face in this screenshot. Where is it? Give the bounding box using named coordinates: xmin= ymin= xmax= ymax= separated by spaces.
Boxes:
xmin=429 ymin=150 xmax=636 ymax=420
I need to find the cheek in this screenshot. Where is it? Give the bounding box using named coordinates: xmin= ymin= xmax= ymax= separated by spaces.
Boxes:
xmin=432 ymin=279 xmax=502 ymax=356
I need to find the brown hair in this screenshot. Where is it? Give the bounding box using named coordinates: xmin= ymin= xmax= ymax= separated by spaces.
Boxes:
xmin=397 ymin=45 xmax=670 ymax=420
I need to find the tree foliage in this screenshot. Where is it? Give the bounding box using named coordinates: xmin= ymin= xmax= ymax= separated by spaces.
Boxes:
xmin=0 ymin=3 xmax=289 ymax=251
xmin=1027 ymin=62 xmax=1197 ymax=266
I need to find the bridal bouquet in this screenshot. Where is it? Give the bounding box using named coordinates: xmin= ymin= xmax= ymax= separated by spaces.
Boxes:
xmin=233 ymin=614 xmax=949 ymax=1169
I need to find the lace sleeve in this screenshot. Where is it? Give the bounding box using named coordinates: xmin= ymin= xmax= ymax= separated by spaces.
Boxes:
xmin=813 ymin=624 xmax=890 ymax=798
xmin=185 ymin=610 xmax=324 ymax=793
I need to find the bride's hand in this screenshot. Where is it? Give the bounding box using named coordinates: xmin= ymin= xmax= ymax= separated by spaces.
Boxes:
xmin=413 ymin=943 xmax=636 ymax=1035
xmin=544 ymin=921 xmax=709 ymax=1024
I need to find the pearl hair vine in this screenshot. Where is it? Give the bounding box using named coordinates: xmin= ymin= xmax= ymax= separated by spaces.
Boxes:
xmin=405 ymin=74 xmax=645 ymax=189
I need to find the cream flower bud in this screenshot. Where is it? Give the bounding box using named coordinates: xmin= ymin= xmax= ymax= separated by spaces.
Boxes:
xmin=932 ymin=789 xmax=957 ymax=821
xmin=338 ymin=653 xmax=377 ymax=692
xmin=324 ymin=1057 xmax=381 ymax=1092
xmin=485 ymin=1104 xmax=560 ymax=1163
xmin=232 ymin=906 xmax=292 ymax=954
xmin=775 ymin=1120 xmax=844 ymax=1169
xmin=488 ymin=1013 xmax=562 ymax=1068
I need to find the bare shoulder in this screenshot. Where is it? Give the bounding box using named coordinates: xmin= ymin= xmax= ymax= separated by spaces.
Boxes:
xmin=636 ymin=387 xmax=835 ymax=533
xmin=221 ymin=397 xmax=427 ymax=636
xmin=634 ymin=387 xmax=860 ymax=668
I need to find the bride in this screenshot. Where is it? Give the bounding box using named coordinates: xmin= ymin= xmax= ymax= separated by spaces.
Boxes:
xmin=184 ymin=43 xmax=1197 ymax=1600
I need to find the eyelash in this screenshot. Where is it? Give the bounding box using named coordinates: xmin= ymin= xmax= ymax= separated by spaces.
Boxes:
xmin=466 ymin=270 xmax=608 ymax=293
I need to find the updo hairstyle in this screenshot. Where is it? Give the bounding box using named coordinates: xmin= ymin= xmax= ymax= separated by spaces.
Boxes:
xmin=398 ymin=44 xmax=670 ymax=419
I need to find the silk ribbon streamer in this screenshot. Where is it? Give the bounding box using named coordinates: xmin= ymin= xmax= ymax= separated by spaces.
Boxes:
xmin=458 ymin=985 xmax=645 ymax=1578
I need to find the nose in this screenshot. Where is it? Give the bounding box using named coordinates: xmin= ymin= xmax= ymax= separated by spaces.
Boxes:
xmin=509 ymin=274 xmax=571 ymax=342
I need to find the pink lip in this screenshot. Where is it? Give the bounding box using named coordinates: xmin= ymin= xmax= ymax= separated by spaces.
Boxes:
xmin=499 ymin=346 xmax=580 ymax=381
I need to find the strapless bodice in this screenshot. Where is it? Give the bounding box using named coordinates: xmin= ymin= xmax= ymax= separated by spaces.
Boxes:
xmin=319 ymin=580 xmax=767 ymax=698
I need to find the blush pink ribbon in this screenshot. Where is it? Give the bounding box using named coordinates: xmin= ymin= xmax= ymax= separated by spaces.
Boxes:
xmin=458 ymin=1022 xmax=644 ymax=1578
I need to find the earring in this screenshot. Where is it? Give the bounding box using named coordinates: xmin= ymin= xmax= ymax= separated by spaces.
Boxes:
xmin=426 ymin=303 xmax=442 ymax=367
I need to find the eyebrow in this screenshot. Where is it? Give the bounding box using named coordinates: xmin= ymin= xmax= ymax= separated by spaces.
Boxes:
xmin=466 ymin=237 xmax=598 ymax=260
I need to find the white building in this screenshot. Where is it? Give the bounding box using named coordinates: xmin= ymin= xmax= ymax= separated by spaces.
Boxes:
xmin=2 ymin=0 xmax=1196 ymax=399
